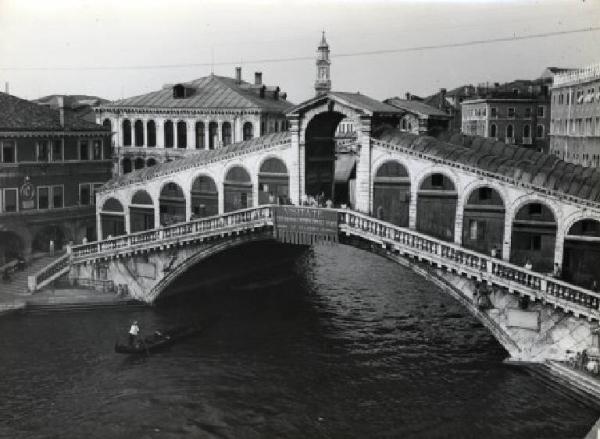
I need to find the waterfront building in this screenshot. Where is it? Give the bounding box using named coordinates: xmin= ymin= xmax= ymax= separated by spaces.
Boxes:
xmin=0 ymin=93 xmax=112 ymax=263
xmin=549 ymin=62 xmax=600 ymax=167
xmin=383 ymin=95 xmax=451 ymax=137
xmin=422 ymin=86 xmax=477 ymax=132
xmin=95 ymin=68 xmax=294 ymax=176
xmin=461 ymin=78 xmax=552 ymax=151
xmin=34 ymin=94 xmax=108 ymax=124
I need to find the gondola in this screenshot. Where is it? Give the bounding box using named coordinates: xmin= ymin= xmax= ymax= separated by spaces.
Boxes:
xmin=114 ymin=324 xmax=204 ymax=354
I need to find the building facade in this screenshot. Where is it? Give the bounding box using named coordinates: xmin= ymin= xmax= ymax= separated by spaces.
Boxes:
xmin=0 ymin=93 xmax=112 ymax=263
xmin=384 ymin=95 xmax=451 ymax=137
xmin=95 ymin=69 xmax=294 ymax=176
xmin=549 ymin=63 xmax=600 ymax=167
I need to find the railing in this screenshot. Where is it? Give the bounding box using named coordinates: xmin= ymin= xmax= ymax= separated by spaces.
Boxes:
xmin=71 ymin=205 xmax=274 ymax=260
xmin=28 ymin=253 xmax=71 ymax=292
xmin=339 ymin=210 xmax=600 ymax=321
xmin=71 ymin=278 xmax=115 ymax=293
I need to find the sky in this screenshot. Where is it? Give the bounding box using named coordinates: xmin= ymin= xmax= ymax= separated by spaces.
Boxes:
xmin=0 ymin=0 xmax=599 ymax=103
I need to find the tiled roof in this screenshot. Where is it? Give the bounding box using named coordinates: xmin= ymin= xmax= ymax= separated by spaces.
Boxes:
xmin=375 ymin=129 xmax=600 ymax=203
xmin=384 ymin=98 xmax=451 ymax=118
xmin=100 ymin=75 xmax=294 ymax=113
xmin=104 ymin=131 xmax=291 ymax=189
xmin=0 ymin=92 xmax=108 ymax=132
xmin=288 ymin=91 xmax=403 ymax=116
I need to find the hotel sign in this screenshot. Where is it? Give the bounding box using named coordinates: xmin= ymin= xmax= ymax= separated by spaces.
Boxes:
xmin=273 ymin=206 xmax=339 ymax=244
xmin=20 ymin=179 xmax=35 ymax=210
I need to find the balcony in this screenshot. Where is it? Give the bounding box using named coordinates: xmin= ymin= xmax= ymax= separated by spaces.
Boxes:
xmin=522 ymin=137 xmax=532 ymax=145
xmin=505 ymin=137 xmax=516 ymax=145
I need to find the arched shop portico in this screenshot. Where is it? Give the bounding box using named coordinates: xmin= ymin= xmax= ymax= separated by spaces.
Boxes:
xmin=224 ymin=166 xmax=253 ymax=212
xmin=100 ymin=198 xmax=126 ymax=239
xmin=130 ymin=190 xmax=155 ymax=232
xmin=191 ymin=175 xmax=219 ymax=218
xmin=563 ymin=219 xmax=600 ymax=287
xmin=159 ymin=182 xmax=186 ymax=226
xmin=417 ymin=172 xmax=457 ymax=242
xmin=372 ymin=160 xmax=410 ymax=226
xmin=258 ymin=157 xmax=289 ymax=205
xmin=462 ymin=186 xmax=505 ymax=255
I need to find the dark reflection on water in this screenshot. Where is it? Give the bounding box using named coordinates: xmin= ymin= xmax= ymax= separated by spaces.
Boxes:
xmin=0 ymin=243 xmax=598 ymax=439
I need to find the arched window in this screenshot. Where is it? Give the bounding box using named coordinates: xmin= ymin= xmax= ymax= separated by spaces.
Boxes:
xmin=134 ymin=158 xmax=145 ymax=169
xmin=536 ymin=124 xmax=544 ymax=138
xmin=222 ymin=122 xmax=232 ymax=146
xmin=134 ymin=120 xmax=144 ymax=146
xmin=122 ymin=158 xmax=132 ymax=174
xmin=177 ymin=121 xmax=187 ymax=148
xmin=402 ymin=119 xmax=407 ymax=130
xmin=122 ymin=120 xmax=132 ymax=146
xmin=506 ymin=124 xmax=514 ymax=138
xmin=164 ymin=120 xmax=174 ymax=148
xmin=146 ymin=158 xmax=157 ymax=167
xmin=195 ymin=122 xmax=205 ymax=149
xmin=103 ymin=119 xmax=112 ymax=131
xmin=523 ymin=124 xmax=530 ymax=138
xmin=243 ymin=122 xmax=254 ymax=141
xmin=490 ymin=124 xmax=497 ymax=137
xmin=147 ymin=120 xmax=156 ymax=147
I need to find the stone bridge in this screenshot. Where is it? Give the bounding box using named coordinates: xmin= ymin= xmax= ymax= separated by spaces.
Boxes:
xmin=30 ymin=90 xmax=600 ymax=363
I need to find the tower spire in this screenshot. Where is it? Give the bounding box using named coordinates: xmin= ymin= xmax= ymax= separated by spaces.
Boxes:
xmin=315 ymin=31 xmax=331 ymax=97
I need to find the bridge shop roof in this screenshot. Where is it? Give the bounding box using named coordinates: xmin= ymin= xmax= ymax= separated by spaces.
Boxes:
xmin=99 ymin=74 xmax=294 ymax=113
xmin=383 ymin=97 xmax=451 ymax=118
xmin=375 ymin=128 xmax=600 ymax=203
xmin=288 ymin=91 xmax=403 ymax=116
xmin=103 ymin=131 xmax=291 ymax=189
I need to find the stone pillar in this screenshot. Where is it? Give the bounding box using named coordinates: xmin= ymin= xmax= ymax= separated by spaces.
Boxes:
xmin=184 ymin=190 xmax=192 ymax=221
xmin=204 ymin=121 xmax=210 ymax=150
xmin=97 ymin=212 xmax=103 ymax=241
xmin=218 ymin=183 xmax=225 ymax=214
xmin=288 ymin=117 xmax=301 ymax=205
xmin=454 ymin=193 xmax=464 ymax=246
xmin=252 ymin=173 xmax=260 ymax=208
xmin=124 ymin=210 xmax=131 ymax=235
xmin=408 ymin=185 xmax=418 ymax=229
xmin=502 ymin=213 xmax=512 ymax=261
xmin=187 ymin=119 xmax=195 ymax=150
xmin=154 ymin=205 xmax=161 ymax=229
xmin=554 ymin=224 xmax=565 ymax=268
xmin=156 ymin=119 xmax=164 ymax=149
xmin=235 ymin=116 xmax=243 ymax=143
xmin=217 ymin=121 xmax=223 ymax=148
xmin=354 ymin=117 xmax=372 ymax=214
xmin=174 ymin=121 xmax=179 ymax=149
xmin=142 ymin=119 xmax=148 ymax=148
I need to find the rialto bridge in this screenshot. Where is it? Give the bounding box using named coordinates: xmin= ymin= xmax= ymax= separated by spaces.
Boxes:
xmin=31 ymin=91 xmax=600 ymax=363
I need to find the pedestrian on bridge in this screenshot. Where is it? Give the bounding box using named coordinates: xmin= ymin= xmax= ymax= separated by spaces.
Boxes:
xmin=129 ymin=321 xmax=140 ymax=347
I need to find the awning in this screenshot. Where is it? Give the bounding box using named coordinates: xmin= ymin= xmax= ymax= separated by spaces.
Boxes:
xmin=334 ymin=155 xmax=356 ymax=183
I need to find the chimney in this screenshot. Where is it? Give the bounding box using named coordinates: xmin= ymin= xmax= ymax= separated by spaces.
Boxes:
xmin=57 ymin=96 xmax=65 ymax=127
xmin=254 ymin=72 xmax=262 ymax=85
xmin=235 ymin=66 xmax=242 ymax=83
xmin=439 ymin=88 xmax=446 ymax=109
xmin=4 ymin=82 xmax=8 ymax=94
xmin=405 ymin=92 xmax=411 ymax=100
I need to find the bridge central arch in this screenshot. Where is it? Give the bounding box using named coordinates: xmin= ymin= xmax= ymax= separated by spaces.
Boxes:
xmin=304 ymin=111 xmax=347 ymax=204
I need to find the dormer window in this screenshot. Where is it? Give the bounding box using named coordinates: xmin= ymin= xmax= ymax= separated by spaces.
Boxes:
xmin=173 ymin=84 xmax=185 ymax=99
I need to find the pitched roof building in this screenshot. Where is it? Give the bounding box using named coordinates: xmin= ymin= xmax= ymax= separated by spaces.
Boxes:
xmin=383 ymin=96 xmax=451 ymax=137
xmin=95 ymin=69 xmax=294 ymax=175
xmin=0 ymin=93 xmax=112 ymax=262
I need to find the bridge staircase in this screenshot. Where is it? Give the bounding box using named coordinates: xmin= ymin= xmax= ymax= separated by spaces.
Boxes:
xmin=0 ymin=253 xmax=66 ymax=296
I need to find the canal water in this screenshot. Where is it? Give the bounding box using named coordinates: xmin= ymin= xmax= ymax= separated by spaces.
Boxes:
xmin=0 ymin=243 xmax=598 ymax=438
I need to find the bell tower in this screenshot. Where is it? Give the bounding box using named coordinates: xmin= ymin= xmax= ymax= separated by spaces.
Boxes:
xmin=315 ymin=31 xmax=331 ymax=96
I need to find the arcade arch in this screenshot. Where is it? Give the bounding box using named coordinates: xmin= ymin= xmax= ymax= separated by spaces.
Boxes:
xmin=130 ymin=190 xmax=154 ymax=232
xmin=159 ymin=182 xmax=186 ymax=225
xmin=100 ymin=198 xmax=125 ymax=239
xmin=258 ymin=157 xmax=289 ymax=205
xmin=191 ymin=175 xmax=218 ymax=218
xmin=416 ymin=172 xmax=457 ymax=242
xmin=224 ymin=166 xmax=253 ymax=212
xmin=563 ymin=219 xmax=600 ymax=287
xmin=372 ymin=160 xmax=410 ymax=226
xmin=462 ymin=186 xmax=505 ymax=255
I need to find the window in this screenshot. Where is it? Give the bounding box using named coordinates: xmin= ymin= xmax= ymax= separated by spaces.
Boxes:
xmin=523 ymin=124 xmax=530 ymax=138
xmin=506 ymin=124 xmax=514 ymax=138
xmin=1 ymin=140 xmax=16 ymax=163
xmin=530 ymin=235 xmax=541 ymax=251
xmin=53 ymin=185 xmax=63 ymax=208
xmin=38 ymin=186 xmax=49 ymax=209
xmin=431 ymin=173 xmax=443 ymax=187
xmin=490 ymin=124 xmax=497 ymax=137
xmin=52 ymin=139 xmax=63 ymax=161
xmin=490 ymin=107 xmax=497 ymax=117
xmin=469 ymin=220 xmax=486 ymax=241
xmin=222 ymin=122 xmax=232 ymax=146
xmin=536 ymin=124 xmax=544 ymax=138
xmin=122 ymin=120 xmax=132 ymax=146
xmin=79 ymin=184 xmax=91 ymax=206
xmin=79 ymin=141 xmax=89 ymax=160
xmin=93 ymin=183 xmax=103 ymax=205
xmin=92 ymin=140 xmax=102 ymax=160
xmin=537 ymin=105 xmax=545 ymax=117
xmin=508 ymin=108 xmax=515 ymax=118
xmin=3 ymin=188 xmax=17 ymax=212
xmin=164 ymin=120 xmax=174 ymax=148
xmin=525 ymin=108 xmax=531 ymax=118
xmin=243 ymin=122 xmax=253 ymax=141
xmin=37 ymin=140 xmax=49 ymax=162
